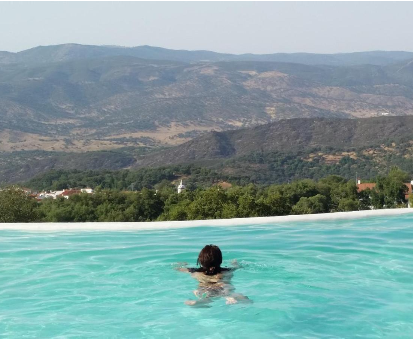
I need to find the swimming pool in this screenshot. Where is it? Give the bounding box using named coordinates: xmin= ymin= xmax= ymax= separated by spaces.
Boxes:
xmin=1 ymin=214 xmax=413 ymax=338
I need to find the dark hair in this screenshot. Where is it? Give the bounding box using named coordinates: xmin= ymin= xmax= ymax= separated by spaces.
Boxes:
xmin=197 ymin=245 xmax=223 ymax=275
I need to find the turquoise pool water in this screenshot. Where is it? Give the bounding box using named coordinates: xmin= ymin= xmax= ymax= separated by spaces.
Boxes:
xmin=1 ymin=215 xmax=413 ymax=338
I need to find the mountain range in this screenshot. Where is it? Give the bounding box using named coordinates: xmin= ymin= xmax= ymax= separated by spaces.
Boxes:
xmin=3 ymin=44 xmax=413 ymax=185
xmin=2 ymin=44 xmax=413 ymax=66
xmin=2 ymin=44 xmax=413 ymax=153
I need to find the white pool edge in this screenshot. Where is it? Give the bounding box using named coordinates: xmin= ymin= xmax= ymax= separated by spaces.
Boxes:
xmin=1 ymin=208 xmax=413 ymax=231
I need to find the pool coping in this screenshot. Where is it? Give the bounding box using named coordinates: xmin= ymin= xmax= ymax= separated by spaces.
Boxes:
xmin=1 ymin=208 xmax=413 ymax=231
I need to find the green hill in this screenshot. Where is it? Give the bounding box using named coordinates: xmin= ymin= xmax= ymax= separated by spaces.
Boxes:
xmin=2 ymin=116 xmax=413 ymax=187
xmin=133 ymin=116 xmax=413 ymax=167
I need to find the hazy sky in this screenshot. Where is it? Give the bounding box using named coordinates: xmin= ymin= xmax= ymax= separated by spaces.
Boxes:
xmin=1 ymin=2 xmax=413 ymax=54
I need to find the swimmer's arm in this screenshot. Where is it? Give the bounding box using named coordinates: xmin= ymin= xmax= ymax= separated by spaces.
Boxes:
xmin=174 ymin=262 xmax=190 ymax=273
xmin=174 ymin=263 xmax=199 ymax=273
xmin=231 ymin=259 xmax=240 ymax=268
xmin=227 ymin=259 xmax=242 ymax=271
xmin=176 ymin=268 xmax=189 ymax=272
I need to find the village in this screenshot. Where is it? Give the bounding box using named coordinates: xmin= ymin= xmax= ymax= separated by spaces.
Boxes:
xmin=17 ymin=187 xmax=95 ymax=201
xmin=13 ymin=180 xmax=189 ymax=201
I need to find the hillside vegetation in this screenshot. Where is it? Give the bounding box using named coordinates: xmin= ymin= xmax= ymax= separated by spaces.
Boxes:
xmin=7 ymin=116 xmax=413 ymax=186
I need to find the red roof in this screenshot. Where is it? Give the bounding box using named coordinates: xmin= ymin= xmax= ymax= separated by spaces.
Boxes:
xmin=357 ymin=182 xmax=413 ymax=199
xmin=357 ymin=183 xmax=376 ymax=192
xmin=405 ymin=183 xmax=412 ymax=200
xmin=61 ymin=190 xmax=82 ymax=196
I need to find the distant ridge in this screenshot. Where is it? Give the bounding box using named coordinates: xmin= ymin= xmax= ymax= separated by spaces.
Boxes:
xmin=1 ymin=43 xmax=413 ymax=66
xmin=135 ymin=116 xmax=413 ymax=167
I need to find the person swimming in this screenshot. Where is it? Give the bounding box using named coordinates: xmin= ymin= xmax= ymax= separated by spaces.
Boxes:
xmin=176 ymin=244 xmax=250 ymax=306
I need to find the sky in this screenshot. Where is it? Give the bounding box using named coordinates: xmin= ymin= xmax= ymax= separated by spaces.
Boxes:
xmin=1 ymin=1 xmax=413 ymax=54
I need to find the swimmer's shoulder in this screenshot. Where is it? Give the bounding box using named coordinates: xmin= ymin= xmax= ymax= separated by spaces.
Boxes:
xmin=187 ymin=267 xmax=203 ymax=273
xmin=187 ymin=267 xmax=233 ymax=273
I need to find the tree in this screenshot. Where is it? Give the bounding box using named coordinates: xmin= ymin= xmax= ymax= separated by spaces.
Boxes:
xmin=292 ymin=194 xmax=328 ymax=215
xmin=327 ymin=180 xmax=358 ymax=212
xmin=221 ymin=203 xmax=238 ymax=219
xmin=125 ymin=189 xmax=164 ymax=221
xmin=337 ymin=198 xmax=359 ymax=212
xmin=187 ymin=187 xmax=228 ymax=220
xmin=237 ymin=193 xmax=259 ymax=218
xmin=166 ymin=201 xmax=191 ymax=220
xmin=283 ymin=179 xmax=320 ymax=206
xmin=388 ymin=166 xmax=410 ymax=183
xmin=0 ymin=187 xmax=39 ymax=222
xmin=358 ymin=189 xmax=372 ymax=210
xmin=260 ymin=193 xmax=291 ymax=216
xmin=371 ymin=167 xmax=409 ymax=208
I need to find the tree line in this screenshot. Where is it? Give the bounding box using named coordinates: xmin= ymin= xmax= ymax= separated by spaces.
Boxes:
xmin=1 ymin=168 xmax=410 ymax=223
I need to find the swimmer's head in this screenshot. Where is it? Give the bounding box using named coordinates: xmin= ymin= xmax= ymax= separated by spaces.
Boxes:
xmin=197 ymin=245 xmax=223 ymax=275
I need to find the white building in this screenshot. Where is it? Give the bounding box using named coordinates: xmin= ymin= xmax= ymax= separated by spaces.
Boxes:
xmin=36 ymin=188 xmax=93 ymax=200
xmin=177 ymin=180 xmax=186 ymax=194
xmin=37 ymin=190 xmax=64 ymax=200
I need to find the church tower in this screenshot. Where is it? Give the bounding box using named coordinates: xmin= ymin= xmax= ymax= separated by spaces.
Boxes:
xmin=178 ymin=180 xmax=186 ymax=194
